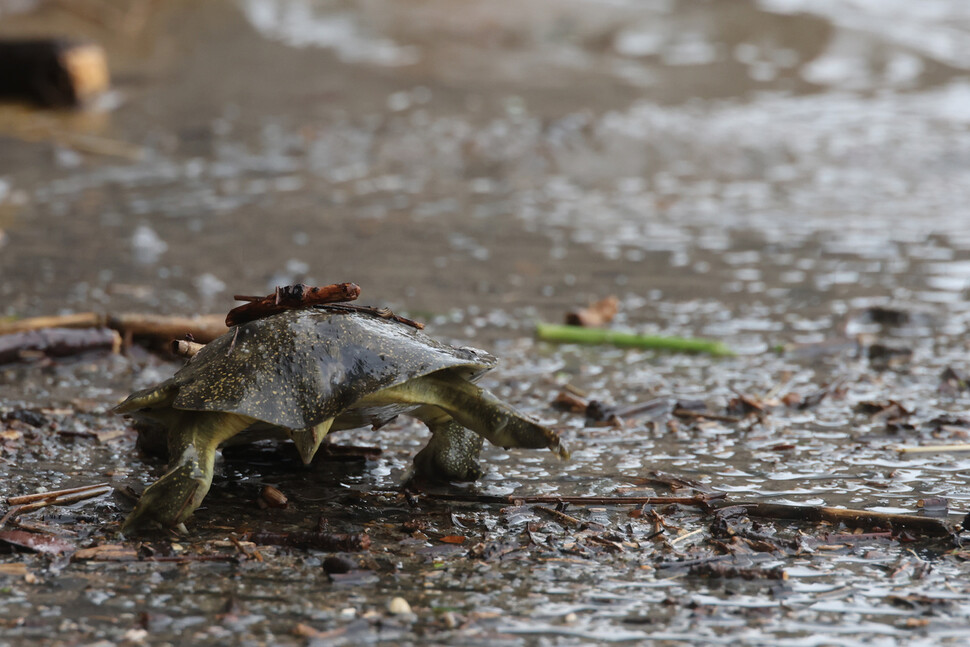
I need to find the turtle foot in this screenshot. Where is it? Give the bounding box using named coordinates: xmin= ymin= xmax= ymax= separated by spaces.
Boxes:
xmin=122 ymin=451 xmax=211 ymax=532
xmin=413 ymin=416 xmax=485 ymax=482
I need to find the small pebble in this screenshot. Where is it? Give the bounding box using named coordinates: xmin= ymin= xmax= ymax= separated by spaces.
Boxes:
xmin=387 ymin=597 xmax=412 ymax=615
xmin=564 ymin=612 xmax=578 ymax=624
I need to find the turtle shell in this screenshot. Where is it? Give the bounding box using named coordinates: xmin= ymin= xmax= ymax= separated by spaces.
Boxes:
xmin=118 ymin=308 xmax=496 ymax=430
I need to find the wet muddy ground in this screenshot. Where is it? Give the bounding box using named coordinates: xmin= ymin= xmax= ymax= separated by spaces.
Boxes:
xmin=3 ymin=0 xmax=970 ymax=644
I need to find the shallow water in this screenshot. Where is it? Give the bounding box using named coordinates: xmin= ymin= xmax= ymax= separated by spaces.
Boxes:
xmin=2 ymin=0 xmax=970 ymax=645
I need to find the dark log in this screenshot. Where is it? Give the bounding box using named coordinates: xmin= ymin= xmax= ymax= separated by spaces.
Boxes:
xmin=0 ymin=327 xmax=120 ymax=364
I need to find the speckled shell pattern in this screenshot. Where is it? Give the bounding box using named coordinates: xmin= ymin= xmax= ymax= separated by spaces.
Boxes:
xmin=122 ymin=309 xmax=497 ymax=430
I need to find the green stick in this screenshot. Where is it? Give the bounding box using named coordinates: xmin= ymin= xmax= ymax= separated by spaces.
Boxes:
xmin=535 ymin=323 xmax=735 ymax=356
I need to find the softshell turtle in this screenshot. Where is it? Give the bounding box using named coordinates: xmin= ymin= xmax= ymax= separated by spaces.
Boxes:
xmin=116 ymin=307 xmax=567 ymax=529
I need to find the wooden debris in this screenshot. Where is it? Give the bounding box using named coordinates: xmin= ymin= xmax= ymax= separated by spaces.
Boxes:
xmin=0 ymin=312 xmax=103 ymax=335
xmin=0 ymin=312 xmax=228 ymax=349
xmin=416 ymin=491 xmax=724 ymax=509
xmin=3 ymin=482 xmax=112 ymax=526
xmin=551 ymin=389 xmax=590 ymax=414
xmin=293 ymin=623 xmax=324 ymax=638
xmin=226 ymin=282 xmax=361 ymax=326
xmin=107 ymin=313 xmax=228 ymax=344
xmin=627 ymin=471 xmax=714 ymax=494
xmin=0 ymin=563 xmax=28 ymax=576
xmin=715 ymin=502 xmax=954 ymax=537
xmin=230 ymin=536 xmax=263 ymax=562
xmin=535 ymin=505 xmax=583 ymax=528
xmin=0 ymin=327 xmax=121 ymax=364
xmin=0 ymin=529 xmax=74 ymax=554
xmin=171 ymin=339 xmax=205 ymax=358
xmin=856 ymin=400 xmax=911 ymax=421
xmin=315 ymin=303 xmax=425 ymax=330
xmin=897 ymin=444 xmax=970 ymax=454
xmin=668 ymin=527 xmax=705 ymax=545
xmin=726 ymin=392 xmax=765 ymax=417
xmin=565 ymin=296 xmax=619 ymax=327
xmin=7 ymin=482 xmax=112 ymax=506
xmin=73 ymin=544 xmax=138 ymax=562
xmin=0 ymin=39 xmax=109 ymax=107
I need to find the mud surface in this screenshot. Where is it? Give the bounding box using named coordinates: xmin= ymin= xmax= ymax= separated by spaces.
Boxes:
xmin=2 ymin=1 xmax=970 ymax=645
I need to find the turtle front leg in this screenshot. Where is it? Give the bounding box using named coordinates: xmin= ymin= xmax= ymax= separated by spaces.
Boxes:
xmin=411 ymin=406 xmax=484 ymax=482
xmin=381 ymin=372 xmax=569 ymax=459
xmin=123 ymin=411 xmax=253 ymax=532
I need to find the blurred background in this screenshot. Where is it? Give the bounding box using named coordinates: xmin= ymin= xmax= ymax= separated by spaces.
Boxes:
xmin=5 ymin=3 xmax=970 ymax=644
xmin=2 ymin=0 xmax=970 ymax=349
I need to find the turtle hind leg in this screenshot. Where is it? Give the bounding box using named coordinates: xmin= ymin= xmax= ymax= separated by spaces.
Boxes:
xmin=122 ymin=411 xmax=253 ymax=532
xmin=383 ymin=371 xmax=569 ymax=459
xmin=411 ymin=405 xmax=484 ymax=482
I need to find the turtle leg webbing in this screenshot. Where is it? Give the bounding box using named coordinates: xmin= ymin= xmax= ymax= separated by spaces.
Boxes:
xmin=411 ymin=405 xmax=484 ymax=481
xmin=379 ymin=373 xmax=567 ymax=458
xmin=123 ymin=411 xmax=254 ymax=530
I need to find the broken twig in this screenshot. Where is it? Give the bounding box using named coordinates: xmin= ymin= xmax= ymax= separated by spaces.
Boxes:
xmin=414 ymin=491 xmax=723 ymax=509
xmin=171 ymin=339 xmax=205 ymax=358
xmin=107 ymin=313 xmax=228 ymax=344
xmin=7 ymin=482 xmax=112 ymax=506
xmin=715 ymin=502 xmax=954 ymax=537
xmin=2 ymin=483 xmax=113 ymax=526
xmin=897 ymin=444 xmax=970 ymax=455
xmin=226 ymin=282 xmax=361 ymax=326
xmin=316 ymin=303 xmax=425 ymax=330
xmin=0 ymin=312 xmax=228 ymax=347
